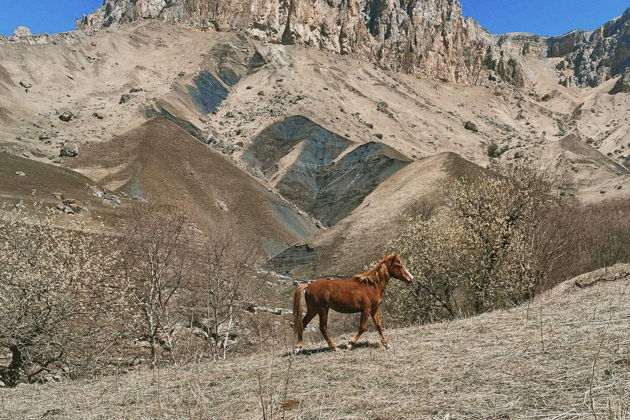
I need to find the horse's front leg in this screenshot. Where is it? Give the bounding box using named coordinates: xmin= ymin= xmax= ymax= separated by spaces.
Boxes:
xmin=372 ymin=309 xmax=389 ymax=349
xmin=318 ymin=308 xmax=338 ymax=351
xmin=347 ymin=309 xmax=370 ymax=349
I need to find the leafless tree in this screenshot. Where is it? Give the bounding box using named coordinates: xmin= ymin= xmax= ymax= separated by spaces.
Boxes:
xmin=188 ymin=231 xmax=261 ymax=359
xmin=120 ymin=203 xmax=196 ymax=367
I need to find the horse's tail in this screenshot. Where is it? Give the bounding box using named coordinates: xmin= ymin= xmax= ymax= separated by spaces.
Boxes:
xmin=293 ymin=284 xmax=309 ymax=338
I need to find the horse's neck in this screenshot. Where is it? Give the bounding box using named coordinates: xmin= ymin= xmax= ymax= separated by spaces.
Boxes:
xmin=375 ymin=263 xmax=390 ymax=294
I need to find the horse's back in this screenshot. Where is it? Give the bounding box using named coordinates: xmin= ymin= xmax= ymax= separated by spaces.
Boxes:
xmin=305 ymin=278 xmax=374 ymax=313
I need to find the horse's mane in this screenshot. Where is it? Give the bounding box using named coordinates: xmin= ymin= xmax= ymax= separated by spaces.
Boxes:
xmin=353 ymin=254 xmax=394 ymax=286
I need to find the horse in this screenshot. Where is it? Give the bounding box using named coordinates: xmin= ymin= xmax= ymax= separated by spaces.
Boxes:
xmin=292 ymin=253 xmax=413 ymax=352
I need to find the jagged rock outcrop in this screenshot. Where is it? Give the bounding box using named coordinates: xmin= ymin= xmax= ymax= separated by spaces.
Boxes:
xmin=496 ymin=33 xmax=549 ymax=57
xmin=610 ymin=67 xmax=630 ymax=94
xmin=498 ymin=7 xmax=630 ymax=88
xmin=76 ymin=0 xmax=524 ymax=86
xmin=12 ymin=26 xmax=32 ymax=37
xmin=555 ymin=8 xmax=630 ymax=87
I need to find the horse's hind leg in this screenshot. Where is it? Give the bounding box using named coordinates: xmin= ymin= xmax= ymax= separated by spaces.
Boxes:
xmin=296 ymin=308 xmax=316 ymax=350
xmin=372 ymin=310 xmax=389 ymax=349
xmin=318 ymin=308 xmax=337 ymax=351
xmin=347 ymin=309 xmax=370 ymax=349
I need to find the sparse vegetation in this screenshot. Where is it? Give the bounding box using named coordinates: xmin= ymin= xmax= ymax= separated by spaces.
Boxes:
xmin=0 ymin=203 xmax=267 ymax=387
xmin=0 ymin=206 xmax=131 ymax=386
xmin=4 ymin=265 xmax=628 ymax=419
xmin=388 ymin=169 xmax=568 ymax=324
xmin=388 ymin=168 xmax=630 ymax=326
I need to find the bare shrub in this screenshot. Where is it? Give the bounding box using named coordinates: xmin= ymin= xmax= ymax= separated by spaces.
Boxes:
xmin=119 ymin=203 xmax=197 ymax=367
xmin=388 ymin=169 xmax=569 ymax=324
xmin=187 ymin=231 xmax=262 ymax=359
xmin=0 ymin=207 xmax=130 ymax=386
xmin=557 ymin=199 xmax=630 ymax=284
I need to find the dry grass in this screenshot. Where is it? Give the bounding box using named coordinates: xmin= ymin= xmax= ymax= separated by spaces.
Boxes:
xmin=2 ymin=266 xmax=629 ymax=419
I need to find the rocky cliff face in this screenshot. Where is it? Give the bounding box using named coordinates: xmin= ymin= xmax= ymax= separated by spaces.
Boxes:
xmin=555 ymin=8 xmax=630 ymax=87
xmin=77 ymin=0 xmax=524 ymax=86
xmin=497 ymin=7 xmax=630 ymax=88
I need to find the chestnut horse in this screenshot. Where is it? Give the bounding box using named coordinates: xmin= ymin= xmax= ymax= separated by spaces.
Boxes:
xmin=293 ymin=254 xmax=413 ymax=351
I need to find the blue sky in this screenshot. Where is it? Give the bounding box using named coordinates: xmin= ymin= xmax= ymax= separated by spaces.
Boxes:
xmin=0 ymin=0 xmax=102 ymax=36
xmin=0 ymin=0 xmax=627 ymax=37
xmin=460 ymin=0 xmax=628 ymax=36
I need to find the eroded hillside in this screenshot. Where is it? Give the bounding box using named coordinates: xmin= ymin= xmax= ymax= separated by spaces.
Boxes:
xmin=0 ymin=3 xmax=629 ymax=265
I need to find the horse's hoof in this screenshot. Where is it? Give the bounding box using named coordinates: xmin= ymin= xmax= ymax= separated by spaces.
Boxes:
xmin=383 ymin=343 xmax=390 ymax=349
xmin=346 ymin=342 xmax=353 ymax=350
xmin=331 ymin=346 xmax=339 ymax=352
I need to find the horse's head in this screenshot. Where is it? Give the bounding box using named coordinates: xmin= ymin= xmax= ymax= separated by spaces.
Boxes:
xmin=384 ymin=254 xmax=413 ymax=283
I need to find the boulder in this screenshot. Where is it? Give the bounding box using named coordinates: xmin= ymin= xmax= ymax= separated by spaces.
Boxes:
xmin=464 ymin=121 xmax=479 ymax=132
xmin=609 ymin=68 xmax=630 ymax=95
xmin=19 ymin=81 xmax=32 ymax=92
xmin=217 ymin=201 xmax=228 ymax=211
xmin=57 ymin=199 xmax=86 ymax=214
xmin=60 ymin=142 xmax=79 ymax=158
xmin=119 ymin=93 xmax=133 ymax=104
xmin=59 ymin=112 xmax=74 ymax=122
xmin=102 ymin=194 xmax=122 ymax=208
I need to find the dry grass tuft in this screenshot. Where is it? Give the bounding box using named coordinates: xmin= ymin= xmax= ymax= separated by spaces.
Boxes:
xmin=3 ymin=265 xmax=629 ymax=419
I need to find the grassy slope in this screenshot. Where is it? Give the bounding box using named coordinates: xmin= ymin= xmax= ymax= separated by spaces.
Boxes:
xmin=3 ymin=266 xmax=629 ymax=419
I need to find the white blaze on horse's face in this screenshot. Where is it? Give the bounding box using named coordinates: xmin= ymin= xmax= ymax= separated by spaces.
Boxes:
xmin=402 ymin=266 xmax=414 ymax=283
xmin=391 ymin=255 xmax=413 ymax=283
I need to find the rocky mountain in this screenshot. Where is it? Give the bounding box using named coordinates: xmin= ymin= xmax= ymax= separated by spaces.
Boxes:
xmin=1 ymin=2 xmax=628 ymax=274
xmin=77 ymin=0 xmax=525 ymax=86
xmin=498 ymin=7 xmax=630 ymax=88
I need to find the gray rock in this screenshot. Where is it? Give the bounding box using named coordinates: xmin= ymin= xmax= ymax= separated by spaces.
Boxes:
xmin=60 ymin=142 xmax=79 ymax=157
xmin=15 ymin=171 xmax=25 ymax=176
xmin=103 ymin=194 xmax=122 ymax=208
xmin=19 ymin=80 xmax=32 ymax=92
xmin=12 ymin=26 xmax=32 ymax=37
xmin=464 ymin=121 xmax=479 ymax=132
xmin=609 ymin=68 xmax=630 ymax=95
xmin=59 ymin=111 xmax=74 ymax=122
xmin=89 ymin=185 xmax=104 ymax=198
xmin=56 ymin=203 xmax=74 ymax=214
xmin=119 ymin=93 xmax=133 ymax=104
xmin=217 ymin=201 xmax=228 ymax=211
